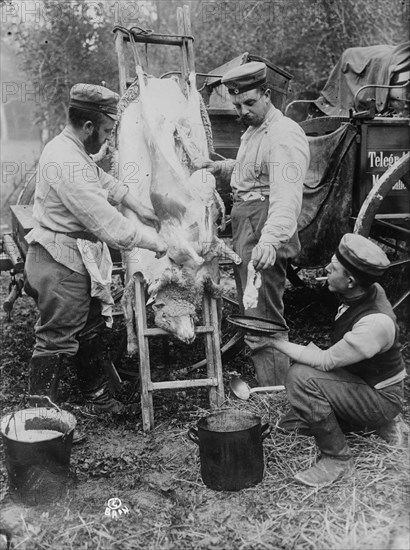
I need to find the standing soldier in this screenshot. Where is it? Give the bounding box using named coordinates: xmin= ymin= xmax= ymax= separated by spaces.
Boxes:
xmin=202 ymin=62 xmax=310 ymax=385
xmin=24 ymin=83 xmax=167 ymax=414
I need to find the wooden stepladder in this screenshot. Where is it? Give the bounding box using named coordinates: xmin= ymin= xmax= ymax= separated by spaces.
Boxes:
xmin=114 ymin=5 xmax=196 ymax=95
xmin=133 ymin=274 xmax=225 ymax=432
xmin=114 ymin=6 xmax=225 ymax=431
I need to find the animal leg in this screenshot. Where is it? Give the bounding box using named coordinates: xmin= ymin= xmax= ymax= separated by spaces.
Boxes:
xmin=204 ymin=277 xmax=222 ymax=299
xmin=213 ymin=237 xmax=242 ymax=265
xmin=213 ymin=190 xmax=226 ymax=231
xmin=174 ymin=122 xmax=208 ymax=169
xmin=121 ymin=278 xmax=139 ymax=356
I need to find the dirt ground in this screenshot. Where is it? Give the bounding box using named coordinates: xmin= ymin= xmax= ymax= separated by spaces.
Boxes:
xmin=0 ymin=270 xmax=409 ymax=550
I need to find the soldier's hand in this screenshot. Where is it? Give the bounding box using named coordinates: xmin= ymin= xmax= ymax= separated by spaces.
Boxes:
xmin=251 ymin=243 xmax=276 ymax=270
xmin=122 ymin=192 xmax=161 ymax=230
xmin=154 ymin=237 xmax=168 ymax=258
xmin=90 ymin=140 xmax=110 ymax=162
xmin=196 ymin=158 xmax=220 ymax=174
xmin=135 ymin=205 xmax=160 ymax=231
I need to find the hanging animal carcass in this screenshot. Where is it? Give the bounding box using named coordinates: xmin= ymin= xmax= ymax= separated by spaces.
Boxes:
xmin=114 ymin=68 xmax=241 ymax=353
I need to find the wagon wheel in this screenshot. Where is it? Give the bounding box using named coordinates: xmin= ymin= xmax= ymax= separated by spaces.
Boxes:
xmin=353 ymin=152 xmax=410 ymax=308
xmin=354 ymin=152 xmax=410 ymax=237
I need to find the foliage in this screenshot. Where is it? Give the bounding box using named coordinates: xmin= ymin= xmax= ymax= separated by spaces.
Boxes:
xmin=4 ymin=0 xmax=120 ymax=139
xmin=185 ymin=0 xmax=409 ymax=97
xmin=3 ymin=0 xmax=409 ymax=137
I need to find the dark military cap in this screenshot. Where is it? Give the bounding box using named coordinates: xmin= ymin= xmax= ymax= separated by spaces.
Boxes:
xmin=69 ymin=83 xmax=119 ymax=120
xmin=336 ymin=233 xmax=390 ymax=278
xmin=221 ymin=61 xmax=267 ymax=95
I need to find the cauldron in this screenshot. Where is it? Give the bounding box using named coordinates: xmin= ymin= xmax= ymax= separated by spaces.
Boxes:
xmin=188 ymin=409 xmax=270 ymax=491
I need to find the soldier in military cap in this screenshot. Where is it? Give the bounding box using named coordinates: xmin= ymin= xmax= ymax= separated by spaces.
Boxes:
xmin=272 ymin=234 xmax=407 ymax=488
xmin=24 ymin=83 xmax=167 ymax=418
xmin=200 ymin=61 xmax=310 ymax=386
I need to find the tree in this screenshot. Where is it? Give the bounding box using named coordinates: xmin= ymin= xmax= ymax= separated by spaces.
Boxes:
xmin=185 ymin=0 xmax=409 ymax=98
xmin=4 ymin=0 xmax=409 ymax=140
xmin=5 ymin=0 xmax=120 ymax=140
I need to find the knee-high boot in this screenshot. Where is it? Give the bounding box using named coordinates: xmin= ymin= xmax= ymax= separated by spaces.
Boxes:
xmin=76 ymin=336 xmax=125 ymax=415
xmin=294 ymin=413 xmax=355 ymax=488
xmin=28 ymin=355 xmax=63 ymax=406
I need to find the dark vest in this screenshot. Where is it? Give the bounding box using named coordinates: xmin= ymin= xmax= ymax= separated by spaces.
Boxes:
xmin=331 ymin=283 xmax=403 ymax=387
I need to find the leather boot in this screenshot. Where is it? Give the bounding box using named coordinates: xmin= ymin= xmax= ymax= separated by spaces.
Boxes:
xmin=28 ymin=355 xmax=87 ymax=444
xmin=294 ymin=456 xmax=355 ymax=488
xmin=375 ymin=414 xmax=409 ymax=448
xmin=28 ymin=355 xmax=62 ymax=407
xmin=76 ymin=336 xmax=125 ymax=415
xmin=277 ymin=408 xmax=312 ymax=436
xmin=247 ymin=335 xmax=290 ymax=386
xmin=277 ymin=410 xmax=364 ymax=437
xmin=294 ymin=414 xmax=355 ymax=488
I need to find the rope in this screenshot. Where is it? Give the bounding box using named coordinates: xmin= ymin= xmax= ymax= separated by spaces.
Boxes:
xmin=113 ymin=25 xmax=194 ymax=42
xmin=199 ymin=93 xmax=215 ymax=155
xmin=128 ymin=30 xmax=142 ymax=70
xmin=128 ymin=25 xmax=153 ymax=36
xmin=113 ymin=25 xmax=152 ymax=37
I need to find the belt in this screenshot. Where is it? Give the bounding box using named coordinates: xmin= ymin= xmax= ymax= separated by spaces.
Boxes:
xmin=65 ymin=231 xmax=100 ymax=243
xmin=39 ymin=226 xmax=100 ymax=243
xmin=51 ymin=230 xmax=100 ymax=243
xmin=233 ymin=191 xmax=269 ymax=203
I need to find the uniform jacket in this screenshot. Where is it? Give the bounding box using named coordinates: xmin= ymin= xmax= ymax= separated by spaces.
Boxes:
xmin=26 ymin=126 xmax=139 ymax=274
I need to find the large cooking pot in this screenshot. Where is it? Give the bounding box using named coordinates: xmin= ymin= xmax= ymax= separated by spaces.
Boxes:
xmin=188 ymin=409 xmax=270 ymax=491
xmin=1 ymin=407 xmax=76 ymax=505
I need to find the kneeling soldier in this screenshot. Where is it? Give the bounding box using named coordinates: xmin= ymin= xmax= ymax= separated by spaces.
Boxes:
xmin=272 ymin=233 xmax=407 ymax=488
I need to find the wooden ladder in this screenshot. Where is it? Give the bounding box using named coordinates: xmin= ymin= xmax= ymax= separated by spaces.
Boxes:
xmin=133 ymin=274 xmax=224 ymax=432
xmin=114 ymin=5 xmax=196 ymax=95
xmin=114 ymin=6 xmax=225 ymax=431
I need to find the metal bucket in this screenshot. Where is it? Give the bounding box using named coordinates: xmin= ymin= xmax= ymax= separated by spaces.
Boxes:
xmin=188 ymin=409 xmax=270 ymax=491
xmin=0 ymin=407 xmax=76 ymax=505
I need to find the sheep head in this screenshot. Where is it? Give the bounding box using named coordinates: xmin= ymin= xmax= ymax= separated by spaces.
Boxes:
xmin=152 ymin=297 xmax=197 ymax=344
xmin=149 ymin=268 xmax=203 ymax=344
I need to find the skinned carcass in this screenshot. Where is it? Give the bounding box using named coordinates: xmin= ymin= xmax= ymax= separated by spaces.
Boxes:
xmin=115 ymin=69 xmax=241 ymax=352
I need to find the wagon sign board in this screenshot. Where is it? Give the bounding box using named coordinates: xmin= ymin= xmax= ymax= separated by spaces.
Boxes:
xmin=358 ymin=119 xmax=410 ymax=215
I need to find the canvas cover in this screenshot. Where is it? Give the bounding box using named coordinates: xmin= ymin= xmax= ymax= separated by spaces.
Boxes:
xmin=295 ymin=122 xmax=358 ymax=267
xmin=314 ymin=42 xmax=410 ymax=116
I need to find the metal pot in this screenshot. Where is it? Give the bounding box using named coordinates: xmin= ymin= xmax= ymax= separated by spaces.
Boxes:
xmin=0 ymin=407 xmax=76 ymax=505
xmin=188 ymin=409 xmax=270 ymax=491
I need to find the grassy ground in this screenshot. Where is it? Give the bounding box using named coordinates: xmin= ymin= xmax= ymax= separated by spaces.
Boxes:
xmin=0 ymin=272 xmax=409 ymax=550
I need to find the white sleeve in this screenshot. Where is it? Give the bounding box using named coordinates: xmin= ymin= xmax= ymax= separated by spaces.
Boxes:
xmin=318 ymin=313 xmax=396 ymax=370
xmin=260 ymin=123 xmax=309 ymax=248
xmin=272 ymin=314 xmax=396 ymax=371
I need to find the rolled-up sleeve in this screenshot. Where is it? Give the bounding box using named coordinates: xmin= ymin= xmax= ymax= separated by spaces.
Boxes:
xmin=280 ymin=313 xmax=396 ymax=371
xmin=98 ymin=168 xmax=130 ymax=205
xmin=260 ymin=124 xmax=310 ymax=248
xmin=56 ymin=160 xmax=138 ymax=250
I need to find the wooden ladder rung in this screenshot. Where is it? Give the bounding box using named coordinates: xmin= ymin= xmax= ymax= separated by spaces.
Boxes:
xmin=150 ymin=378 xmax=217 ymax=391
xmin=143 ymin=326 xmax=214 ymax=337
xmin=122 ymin=33 xmax=194 ymax=47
